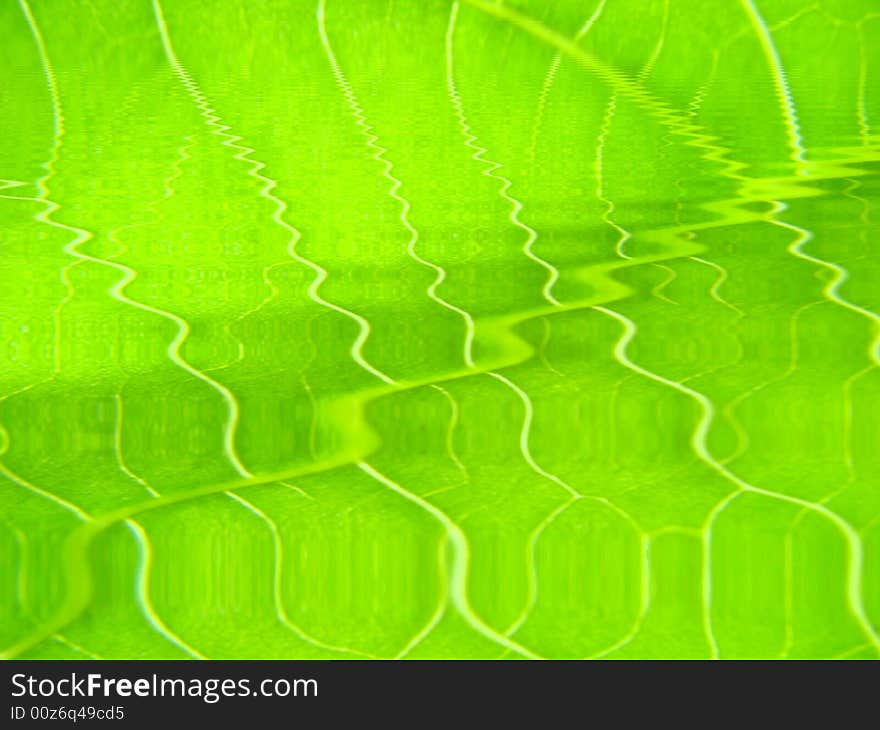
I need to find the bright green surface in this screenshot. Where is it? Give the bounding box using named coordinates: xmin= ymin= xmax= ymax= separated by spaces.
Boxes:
xmin=1 ymin=0 xmax=879 ymax=659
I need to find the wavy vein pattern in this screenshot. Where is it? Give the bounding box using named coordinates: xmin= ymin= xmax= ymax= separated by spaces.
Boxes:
xmin=1 ymin=0 xmax=879 ymax=660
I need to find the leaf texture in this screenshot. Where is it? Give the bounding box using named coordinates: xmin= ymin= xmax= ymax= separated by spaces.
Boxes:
xmin=1 ymin=0 xmax=879 ymax=659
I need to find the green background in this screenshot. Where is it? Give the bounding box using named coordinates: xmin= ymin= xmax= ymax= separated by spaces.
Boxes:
xmin=1 ymin=0 xmax=879 ymax=659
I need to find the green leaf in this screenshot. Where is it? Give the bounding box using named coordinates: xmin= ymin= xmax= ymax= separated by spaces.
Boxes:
xmin=1 ymin=0 xmax=879 ymax=659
